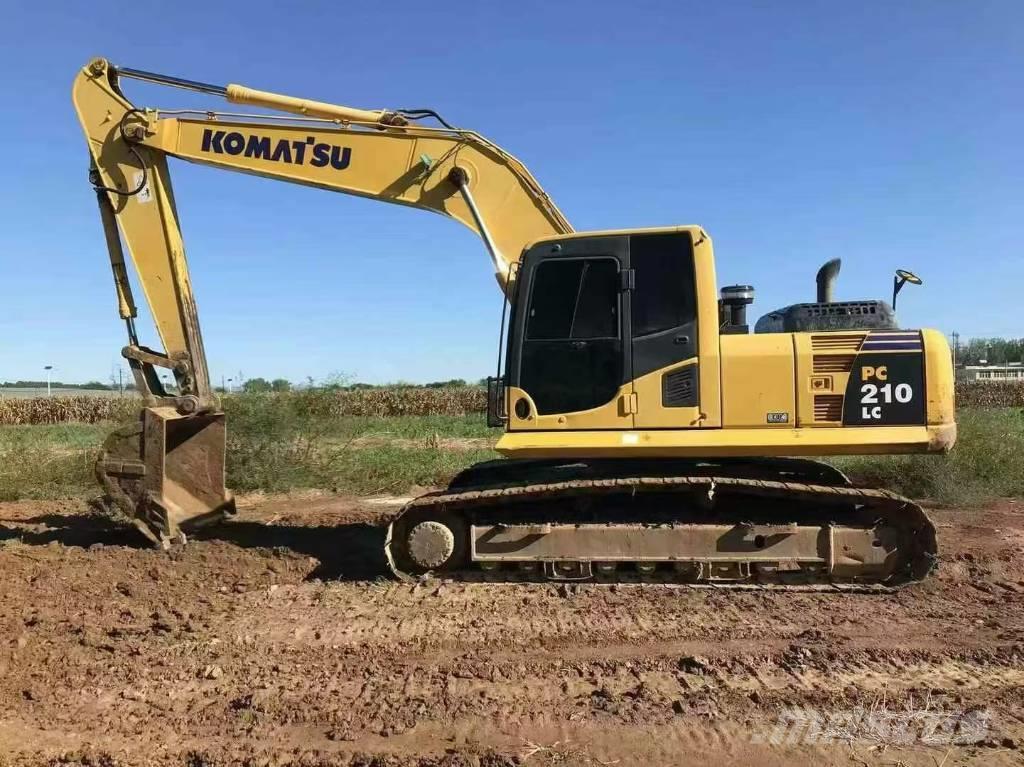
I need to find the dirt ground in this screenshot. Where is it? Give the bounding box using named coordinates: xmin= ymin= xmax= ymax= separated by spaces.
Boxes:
xmin=0 ymin=494 xmax=1021 ymax=766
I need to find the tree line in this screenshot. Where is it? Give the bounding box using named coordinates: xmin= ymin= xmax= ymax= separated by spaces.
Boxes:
xmin=956 ymin=337 xmax=1024 ymax=365
xmin=227 ymin=377 xmax=479 ymax=393
xmin=0 ymin=380 xmax=134 ymax=391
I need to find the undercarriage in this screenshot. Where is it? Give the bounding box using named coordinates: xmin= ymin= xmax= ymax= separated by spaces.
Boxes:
xmin=385 ymin=457 xmax=937 ymax=589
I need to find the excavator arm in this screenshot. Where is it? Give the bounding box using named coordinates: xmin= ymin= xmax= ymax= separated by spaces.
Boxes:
xmin=73 ymin=57 xmax=571 ymax=544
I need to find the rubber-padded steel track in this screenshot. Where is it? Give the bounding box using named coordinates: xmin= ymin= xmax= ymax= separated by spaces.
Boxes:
xmin=384 ymin=459 xmax=937 ymax=590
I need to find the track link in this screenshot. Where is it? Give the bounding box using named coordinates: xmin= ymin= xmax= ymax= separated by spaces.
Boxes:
xmin=384 ymin=459 xmax=937 ymax=590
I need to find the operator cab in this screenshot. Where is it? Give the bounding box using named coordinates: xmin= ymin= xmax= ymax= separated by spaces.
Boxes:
xmin=489 ymin=228 xmax=703 ymax=430
xmin=486 ymin=235 xmax=925 ymax=432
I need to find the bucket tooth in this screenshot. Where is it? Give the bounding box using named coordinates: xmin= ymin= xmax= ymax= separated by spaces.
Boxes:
xmin=95 ymin=407 xmax=235 ymax=546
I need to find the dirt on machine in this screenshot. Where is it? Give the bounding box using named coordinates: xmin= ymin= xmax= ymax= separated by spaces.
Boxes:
xmin=73 ymin=58 xmax=955 ymax=587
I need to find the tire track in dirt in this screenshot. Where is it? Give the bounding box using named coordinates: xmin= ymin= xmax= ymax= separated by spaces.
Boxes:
xmin=0 ymin=497 xmax=1021 ymax=765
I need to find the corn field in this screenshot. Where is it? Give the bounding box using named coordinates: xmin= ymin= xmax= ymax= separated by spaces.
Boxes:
xmin=0 ymin=382 xmax=1020 ymax=425
xmin=0 ymin=386 xmax=489 ymax=425
xmin=955 ymin=381 xmax=1024 ymax=407
xmin=0 ymin=394 xmax=141 ymax=424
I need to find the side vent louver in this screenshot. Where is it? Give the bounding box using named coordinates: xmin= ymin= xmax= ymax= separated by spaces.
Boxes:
xmin=811 ymin=333 xmax=866 ymax=353
xmin=813 ymin=354 xmax=856 ymax=373
xmin=813 ymin=395 xmax=844 ymax=422
xmin=662 ymin=365 xmax=699 ymax=408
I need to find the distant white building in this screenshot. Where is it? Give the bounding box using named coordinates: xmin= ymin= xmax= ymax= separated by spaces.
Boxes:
xmin=959 ymin=363 xmax=1024 ymax=382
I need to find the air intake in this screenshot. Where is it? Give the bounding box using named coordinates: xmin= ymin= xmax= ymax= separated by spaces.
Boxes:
xmin=720 ymin=285 xmax=754 ymax=335
xmin=813 ymin=395 xmax=844 ymax=422
xmin=662 ymin=366 xmax=698 ymax=408
xmin=811 ymin=333 xmax=866 ymax=353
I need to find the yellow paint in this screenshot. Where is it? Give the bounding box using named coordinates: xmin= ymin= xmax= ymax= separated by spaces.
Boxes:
xmin=225 ymin=84 xmax=402 ymax=125
xmin=922 ymin=329 xmax=955 ymax=426
xmin=505 ymin=385 xmax=634 ymax=431
xmin=496 ymin=423 xmax=957 ymax=459
xmin=720 ymin=333 xmax=795 ymax=428
xmin=73 ymin=63 xmax=213 ymax=402
xmin=692 ymin=231 xmax=722 ymax=427
xmin=632 ymin=360 xmax=702 ymax=428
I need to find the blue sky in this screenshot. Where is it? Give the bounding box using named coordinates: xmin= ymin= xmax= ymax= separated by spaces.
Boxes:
xmin=0 ymin=1 xmax=1021 ymax=385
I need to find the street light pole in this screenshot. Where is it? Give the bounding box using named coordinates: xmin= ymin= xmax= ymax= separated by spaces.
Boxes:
xmin=44 ymin=365 xmax=53 ymax=397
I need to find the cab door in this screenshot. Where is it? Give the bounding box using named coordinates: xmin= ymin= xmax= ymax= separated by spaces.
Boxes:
xmin=628 ymin=231 xmax=705 ymax=429
xmin=507 ymin=236 xmax=634 ymax=430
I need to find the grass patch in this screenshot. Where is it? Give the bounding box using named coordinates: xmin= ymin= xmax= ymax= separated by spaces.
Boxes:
xmin=833 ymin=408 xmax=1024 ymax=506
xmin=223 ymin=395 xmax=495 ymax=493
xmin=0 ymin=403 xmax=502 ymax=501
xmin=228 ymin=444 xmax=499 ymax=496
xmin=332 ymin=414 xmax=492 ymax=440
xmin=0 ymin=422 xmax=110 ymax=450
xmin=1 ymin=400 xmax=1021 ymax=507
xmin=0 ymin=428 xmax=98 ymax=501
xmin=221 ymin=394 xmax=490 ymax=441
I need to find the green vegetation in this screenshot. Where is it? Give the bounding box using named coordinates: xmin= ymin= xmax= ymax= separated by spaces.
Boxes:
xmin=0 ymin=395 xmax=1021 ymax=508
xmin=0 ymin=406 xmax=496 ymax=502
xmin=0 ymin=422 xmax=110 ymax=449
xmin=836 ymin=407 xmax=1024 ymax=506
xmin=221 ymin=395 xmax=495 ymax=494
xmin=957 ymin=337 xmax=1024 ymax=365
xmin=0 ymin=386 xmax=487 ymax=425
xmin=0 ymin=379 xmax=128 ymax=390
xmin=240 ymin=377 xmax=293 ymax=393
xmin=0 ymin=424 xmax=99 ymax=501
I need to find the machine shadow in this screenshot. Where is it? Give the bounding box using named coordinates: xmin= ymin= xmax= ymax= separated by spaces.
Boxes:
xmin=0 ymin=511 xmax=150 ymax=549
xmin=191 ymin=519 xmax=391 ymax=581
xmin=0 ymin=505 xmax=392 ymax=582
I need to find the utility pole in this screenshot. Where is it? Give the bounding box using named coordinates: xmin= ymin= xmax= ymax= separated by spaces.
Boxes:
xmin=950 ymin=331 xmax=959 ymax=370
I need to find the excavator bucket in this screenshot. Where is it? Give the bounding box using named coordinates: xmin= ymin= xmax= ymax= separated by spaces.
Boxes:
xmin=95 ymin=407 xmax=236 ymax=546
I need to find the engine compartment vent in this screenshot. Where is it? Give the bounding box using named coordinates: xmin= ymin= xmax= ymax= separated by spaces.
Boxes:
xmin=813 ymin=354 xmax=856 ymax=373
xmin=756 ymin=301 xmax=896 ymax=334
xmin=811 ymin=333 xmax=866 ymax=353
xmin=662 ymin=365 xmax=698 ymax=408
xmin=813 ymin=394 xmax=844 ymax=422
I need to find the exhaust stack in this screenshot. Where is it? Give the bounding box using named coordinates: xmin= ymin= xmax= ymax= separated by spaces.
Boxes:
xmin=816 ymin=258 xmax=841 ymax=303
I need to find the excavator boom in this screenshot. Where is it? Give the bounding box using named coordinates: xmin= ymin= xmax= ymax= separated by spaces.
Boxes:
xmin=73 ymin=58 xmax=572 ymax=544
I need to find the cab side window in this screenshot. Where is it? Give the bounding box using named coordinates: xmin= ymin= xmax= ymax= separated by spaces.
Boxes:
xmin=629 ymin=232 xmax=698 ymax=379
xmin=631 ymin=233 xmax=696 ymax=337
xmin=527 ymin=260 xmax=618 ymax=340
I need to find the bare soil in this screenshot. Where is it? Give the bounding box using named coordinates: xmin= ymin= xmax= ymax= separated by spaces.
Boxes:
xmin=0 ymin=494 xmax=1021 ymax=766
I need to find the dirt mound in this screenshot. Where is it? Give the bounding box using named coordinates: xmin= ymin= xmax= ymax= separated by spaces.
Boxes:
xmin=0 ymin=496 xmax=1021 ymax=765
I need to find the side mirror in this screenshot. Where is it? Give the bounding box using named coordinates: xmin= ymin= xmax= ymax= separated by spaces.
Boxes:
xmin=892 ymin=268 xmax=922 ymax=311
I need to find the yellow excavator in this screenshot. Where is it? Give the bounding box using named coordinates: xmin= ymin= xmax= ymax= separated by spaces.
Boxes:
xmin=73 ymin=58 xmax=955 ymax=587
